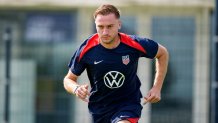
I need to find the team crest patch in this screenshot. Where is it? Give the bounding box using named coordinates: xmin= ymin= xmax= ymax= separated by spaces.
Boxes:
xmin=122 ymin=55 xmax=130 ymax=65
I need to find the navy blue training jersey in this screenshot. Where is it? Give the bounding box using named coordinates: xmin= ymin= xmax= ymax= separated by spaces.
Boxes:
xmin=68 ymin=33 xmax=158 ymax=115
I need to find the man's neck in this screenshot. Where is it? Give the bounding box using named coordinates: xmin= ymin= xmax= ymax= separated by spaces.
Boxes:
xmin=100 ymin=35 xmax=120 ymax=49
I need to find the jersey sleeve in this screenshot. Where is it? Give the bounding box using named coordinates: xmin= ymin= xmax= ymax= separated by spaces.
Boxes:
xmin=68 ymin=34 xmax=99 ymax=76
xmin=68 ymin=48 xmax=86 ymax=76
xmin=130 ymin=35 xmax=159 ymax=59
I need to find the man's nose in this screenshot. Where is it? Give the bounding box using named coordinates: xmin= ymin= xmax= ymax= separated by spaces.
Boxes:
xmin=102 ymin=28 xmax=109 ymax=35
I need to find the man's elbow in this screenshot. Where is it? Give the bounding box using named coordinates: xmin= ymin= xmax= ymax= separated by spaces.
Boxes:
xmin=156 ymin=44 xmax=169 ymax=59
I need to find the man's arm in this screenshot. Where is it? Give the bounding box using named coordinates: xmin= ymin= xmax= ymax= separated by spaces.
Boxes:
xmin=63 ymin=70 xmax=90 ymax=102
xmin=144 ymin=44 xmax=169 ymax=104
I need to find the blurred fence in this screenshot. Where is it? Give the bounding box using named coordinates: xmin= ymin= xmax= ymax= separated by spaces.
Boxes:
xmin=0 ymin=2 xmax=215 ymax=123
xmin=0 ymin=60 xmax=36 ymax=123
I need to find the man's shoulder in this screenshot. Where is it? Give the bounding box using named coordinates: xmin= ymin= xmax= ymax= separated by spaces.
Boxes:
xmin=119 ymin=32 xmax=152 ymax=43
xmin=77 ymin=33 xmax=100 ymax=61
xmin=119 ymin=33 xmax=147 ymax=54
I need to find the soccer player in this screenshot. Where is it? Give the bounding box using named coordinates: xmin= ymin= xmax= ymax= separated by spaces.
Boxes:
xmin=63 ymin=4 xmax=169 ymax=123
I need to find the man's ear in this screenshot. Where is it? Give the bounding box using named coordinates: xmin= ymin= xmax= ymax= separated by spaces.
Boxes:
xmin=118 ymin=20 xmax=122 ymax=29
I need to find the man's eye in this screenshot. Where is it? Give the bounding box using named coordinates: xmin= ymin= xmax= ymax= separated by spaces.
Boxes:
xmin=99 ymin=26 xmax=104 ymax=29
xmin=108 ymin=26 xmax=112 ymax=28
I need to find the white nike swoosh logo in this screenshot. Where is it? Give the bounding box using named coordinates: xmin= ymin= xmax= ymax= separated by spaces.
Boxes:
xmin=94 ymin=60 xmax=103 ymax=64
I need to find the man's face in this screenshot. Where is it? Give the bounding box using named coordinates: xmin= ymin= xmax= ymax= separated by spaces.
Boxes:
xmin=95 ymin=13 xmax=121 ymax=44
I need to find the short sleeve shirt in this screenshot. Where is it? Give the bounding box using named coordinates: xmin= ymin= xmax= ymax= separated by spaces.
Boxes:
xmin=68 ymin=33 xmax=158 ymax=114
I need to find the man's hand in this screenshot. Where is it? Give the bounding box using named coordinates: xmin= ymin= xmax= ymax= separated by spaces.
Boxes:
xmin=74 ymin=84 xmax=90 ymax=102
xmin=143 ymin=86 xmax=161 ymax=105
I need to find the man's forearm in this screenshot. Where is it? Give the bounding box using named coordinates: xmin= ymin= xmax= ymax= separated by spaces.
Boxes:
xmin=63 ymin=76 xmax=79 ymax=94
xmin=153 ymin=46 xmax=169 ymax=90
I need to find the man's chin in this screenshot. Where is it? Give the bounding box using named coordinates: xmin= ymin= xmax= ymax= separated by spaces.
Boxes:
xmin=101 ymin=40 xmax=112 ymax=44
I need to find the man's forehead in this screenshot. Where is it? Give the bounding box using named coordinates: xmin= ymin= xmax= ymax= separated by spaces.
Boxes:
xmin=95 ymin=14 xmax=119 ymax=25
xmin=95 ymin=13 xmax=118 ymax=21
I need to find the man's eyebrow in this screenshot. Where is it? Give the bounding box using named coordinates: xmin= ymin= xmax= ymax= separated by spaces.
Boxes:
xmin=97 ymin=24 xmax=114 ymax=26
xmin=97 ymin=24 xmax=115 ymax=27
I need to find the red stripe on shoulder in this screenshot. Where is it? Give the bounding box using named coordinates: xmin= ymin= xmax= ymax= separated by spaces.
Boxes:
xmin=119 ymin=33 xmax=146 ymax=54
xmin=127 ymin=118 xmax=139 ymax=123
xmin=79 ymin=34 xmax=99 ymax=61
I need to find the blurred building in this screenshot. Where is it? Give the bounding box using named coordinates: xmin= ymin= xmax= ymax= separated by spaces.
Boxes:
xmin=0 ymin=0 xmax=215 ymax=123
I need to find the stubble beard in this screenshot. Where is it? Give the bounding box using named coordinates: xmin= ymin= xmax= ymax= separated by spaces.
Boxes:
xmin=101 ymin=36 xmax=115 ymax=44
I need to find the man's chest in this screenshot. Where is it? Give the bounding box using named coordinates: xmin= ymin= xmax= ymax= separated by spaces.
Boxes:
xmin=82 ymin=45 xmax=140 ymax=89
xmin=84 ymin=47 xmax=139 ymax=71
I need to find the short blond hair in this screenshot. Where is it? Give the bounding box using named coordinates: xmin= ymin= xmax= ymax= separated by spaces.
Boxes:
xmin=93 ymin=4 xmax=120 ymax=19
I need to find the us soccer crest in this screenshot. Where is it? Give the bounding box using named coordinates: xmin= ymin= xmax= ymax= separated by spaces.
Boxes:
xmin=122 ymin=55 xmax=130 ymax=65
